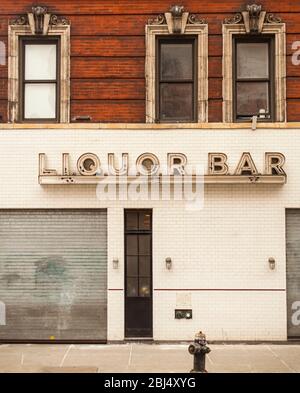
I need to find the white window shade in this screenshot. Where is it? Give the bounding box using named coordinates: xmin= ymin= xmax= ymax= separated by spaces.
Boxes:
xmin=24 ymin=83 xmax=56 ymax=119
xmin=25 ymin=44 xmax=57 ymax=80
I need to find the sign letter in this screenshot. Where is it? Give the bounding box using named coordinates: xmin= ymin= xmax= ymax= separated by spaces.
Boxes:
xmin=168 ymin=153 xmax=187 ymax=175
xmin=265 ymin=152 xmax=286 ymax=175
xmin=208 ymin=153 xmax=229 ymax=175
xmin=235 ymin=153 xmax=258 ymax=175
xmin=108 ymin=153 xmax=128 ymax=175
xmin=39 ymin=153 xmax=57 ymax=176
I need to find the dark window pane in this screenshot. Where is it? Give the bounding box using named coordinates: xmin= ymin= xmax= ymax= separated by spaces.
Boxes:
xmin=139 ymin=256 xmax=151 ymax=276
xmin=160 ymin=83 xmax=193 ymax=121
xmin=139 ymin=212 xmax=151 ymax=230
xmin=126 ymin=212 xmax=138 ymax=230
xmin=139 ymin=278 xmax=151 ymax=297
xmin=237 ymin=42 xmax=269 ymax=79
xmin=160 ymin=42 xmax=193 ymax=80
xmin=127 ymin=256 xmax=138 ymax=276
xmin=139 ymin=235 xmax=151 ymax=256
xmin=126 ymin=235 xmax=138 ymax=255
xmin=236 ymin=82 xmax=269 ymax=116
xmin=127 ymin=278 xmax=138 ymax=297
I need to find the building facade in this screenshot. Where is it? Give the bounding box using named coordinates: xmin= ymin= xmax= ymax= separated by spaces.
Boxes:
xmin=0 ymin=0 xmax=300 ymax=342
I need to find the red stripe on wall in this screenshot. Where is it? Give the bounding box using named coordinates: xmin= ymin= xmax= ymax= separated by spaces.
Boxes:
xmin=154 ymin=288 xmax=286 ymax=291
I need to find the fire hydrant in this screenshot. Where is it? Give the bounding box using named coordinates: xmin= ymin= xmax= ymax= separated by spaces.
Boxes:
xmin=188 ymin=331 xmax=211 ymax=373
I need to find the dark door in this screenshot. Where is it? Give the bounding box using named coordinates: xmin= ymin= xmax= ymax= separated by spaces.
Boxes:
xmin=125 ymin=210 xmax=152 ymax=338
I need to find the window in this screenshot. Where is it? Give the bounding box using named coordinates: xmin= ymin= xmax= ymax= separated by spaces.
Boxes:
xmin=156 ymin=37 xmax=197 ymax=122
xmin=20 ymin=38 xmax=60 ymax=121
xmin=8 ymin=16 xmax=70 ymax=123
xmin=145 ymin=18 xmax=208 ymax=123
xmin=233 ymin=37 xmax=274 ymax=121
xmin=222 ymin=16 xmax=286 ymax=123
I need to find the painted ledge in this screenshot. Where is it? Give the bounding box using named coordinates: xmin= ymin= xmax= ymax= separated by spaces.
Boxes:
xmin=1 ymin=122 xmax=300 ymax=130
xmin=39 ymin=175 xmax=287 ymax=185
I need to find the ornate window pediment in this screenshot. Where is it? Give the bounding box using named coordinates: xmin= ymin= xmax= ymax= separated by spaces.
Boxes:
xmin=148 ymin=5 xmax=205 ymax=34
xmin=11 ymin=5 xmax=69 ymax=35
xmin=224 ymin=3 xmax=282 ymax=34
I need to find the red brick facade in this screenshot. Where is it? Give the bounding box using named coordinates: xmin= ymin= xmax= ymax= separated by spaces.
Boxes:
xmin=0 ymin=0 xmax=299 ymax=122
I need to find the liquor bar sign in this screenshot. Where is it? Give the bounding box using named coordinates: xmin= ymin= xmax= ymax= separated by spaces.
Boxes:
xmin=38 ymin=151 xmax=287 ymax=185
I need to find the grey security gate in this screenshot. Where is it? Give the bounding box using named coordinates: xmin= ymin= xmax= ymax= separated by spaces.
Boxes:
xmin=0 ymin=210 xmax=107 ymax=342
xmin=286 ymin=209 xmax=300 ymax=338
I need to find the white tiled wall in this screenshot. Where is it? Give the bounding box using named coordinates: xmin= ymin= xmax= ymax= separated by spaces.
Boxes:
xmin=0 ymin=127 xmax=298 ymax=341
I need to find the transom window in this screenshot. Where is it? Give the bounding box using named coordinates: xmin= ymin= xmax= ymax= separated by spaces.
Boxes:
xmin=233 ymin=36 xmax=274 ymax=121
xmin=20 ymin=37 xmax=60 ymax=122
xmin=156 ymin=37 xmax=197 ymax=122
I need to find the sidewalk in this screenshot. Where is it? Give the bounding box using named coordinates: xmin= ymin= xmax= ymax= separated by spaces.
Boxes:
xmin=0 ymin=343 xmax=299 ymax=373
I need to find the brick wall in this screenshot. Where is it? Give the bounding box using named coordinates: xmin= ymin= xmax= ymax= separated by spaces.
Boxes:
xmin=0 ymin=0 xmax=300 ymax=122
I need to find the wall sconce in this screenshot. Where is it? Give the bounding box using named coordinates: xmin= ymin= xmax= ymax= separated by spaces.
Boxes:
xmin=268 ymin=257 xmax=276 ymax=270
xmin=113 ymin=258 xmax=119 ymax=269
xmin=165 ymin=257 xmax=172 ymax=270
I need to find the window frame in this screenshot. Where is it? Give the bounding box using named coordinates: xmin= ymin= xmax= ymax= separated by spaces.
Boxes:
xmin=155 ymin=35 xmax=198 ymax=123
xmin=124 ymin=210 xmax=152 ymax=299
xmin=19 ymin=36 xmax=61 ymax=123
xmin=145 ymin=23 xmax=208 ymax=124
xmin=232 ymin=34 xmax=275 ymax=122
xmin=222 ymin=22 xmax=286 ymax=123
xmin=8 ymin=23 xmax=70 ymax=123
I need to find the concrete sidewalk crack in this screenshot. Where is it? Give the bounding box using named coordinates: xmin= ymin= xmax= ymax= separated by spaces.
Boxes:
xmin=266 ymin=345 xmax=296 ymax=373
xmin=127 ymin=344 xmax=133 ymax=368
xmin=60 ymin=345 xmax=73 ymax=368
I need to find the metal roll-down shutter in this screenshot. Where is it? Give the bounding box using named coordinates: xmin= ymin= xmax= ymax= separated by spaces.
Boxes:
xmin=0 ymin=210 xmax=107 ymax=341
xmin=286 ymin=209 xmax=300 ymax=338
